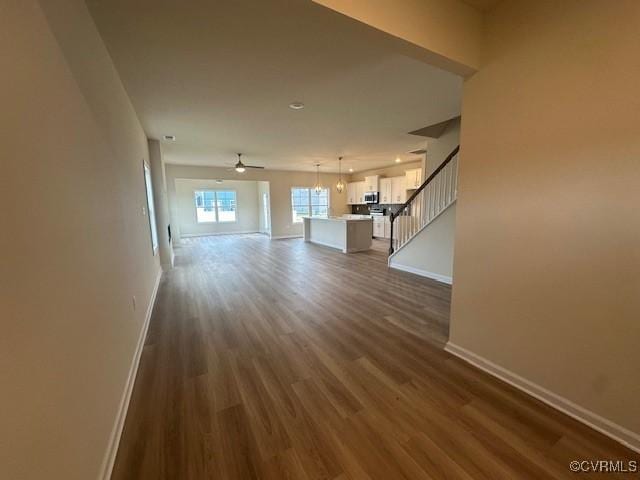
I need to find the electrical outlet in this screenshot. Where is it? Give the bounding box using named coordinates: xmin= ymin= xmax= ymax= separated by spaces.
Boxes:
xmin=132 ymin=296 xmax=137 ymax=311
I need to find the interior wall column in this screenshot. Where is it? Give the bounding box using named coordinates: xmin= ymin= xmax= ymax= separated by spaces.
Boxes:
xmin=148 ymin=139 xmax=174 ymax=269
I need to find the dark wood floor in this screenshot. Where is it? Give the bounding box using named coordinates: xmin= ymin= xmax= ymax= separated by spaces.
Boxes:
xmin=112 ymin=234 xmax=635 ymax=479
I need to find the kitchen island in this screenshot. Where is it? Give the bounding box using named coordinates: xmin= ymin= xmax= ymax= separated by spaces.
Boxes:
xmin=302 ymin=216 xmax=372 ymax=253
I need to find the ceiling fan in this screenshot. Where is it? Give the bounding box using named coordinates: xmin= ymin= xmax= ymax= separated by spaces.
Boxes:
xmin=233 ymin=153 xmax=264 ymax=173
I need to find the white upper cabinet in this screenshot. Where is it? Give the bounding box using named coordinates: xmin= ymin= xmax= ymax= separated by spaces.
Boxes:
xmin=350 ymin=169 xmax=420 ymax=205
xmin=390 ymin=176 xmax=406 ymax=204
xmin=405 ymin=168 xmax=422 ymax=190
xmin=364 ymin=175 xmax=379 ymax=192
xmin=379 ymin=177 xmax=392 ymax=204
xmin=346 ymin=182 xmax=357 ymax=204
xmin=355 ymin=181 xmax=366 ymax=204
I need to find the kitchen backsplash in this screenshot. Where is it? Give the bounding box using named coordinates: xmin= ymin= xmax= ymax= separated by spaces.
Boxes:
xmin=351 ymin=204 xmax=405 ymax=216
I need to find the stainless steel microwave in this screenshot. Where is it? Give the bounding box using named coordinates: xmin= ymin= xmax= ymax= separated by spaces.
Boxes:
xmin=364 ymin=192 xmax=379 ymax=204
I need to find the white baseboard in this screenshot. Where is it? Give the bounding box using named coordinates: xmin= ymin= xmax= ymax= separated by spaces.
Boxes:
xmin=181 ymin=230 xmax=259 ymax=238
xmin=389 ymin=262 xmax=453 ymax=285
xmin=161 ymin=247 xmax=174 ymax=271
xmin=270 ymin=234 xmax=303 ymax=240
xmin=99 ymin=270 xmax=162 ymax=480
xmin=388 ymin=199 xmax=456 ymax=263
xmin=308 ymin=239 xmax=344 ymax=252
xmin=445 ymin=342 xmax=640 ymax=453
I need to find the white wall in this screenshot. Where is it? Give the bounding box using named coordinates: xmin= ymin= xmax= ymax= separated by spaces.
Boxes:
xmin=166 ymin=164 xmax=350 ymax=239
xmin=424 ymin=118 xmax=460 ymax=175
xmin=349 ymin=160 xmax=422 ymax=182
xmin=390 ymin=204 xmax=457 ymax=284
xmin=173 ymin=179 xmax=260 ymax=237
xmin=0 ymin=1 xmax=161 ymax=478
xmin=311 ymin=0 xmax=482 ymax=76
xmin=257 ymin=181 xmax=271 ymax=234
xmin=451 ymin=0 xmax=640 ymax=449
xmin=389 ymin=119 xmax=460 ymax=282
xmin=148 ymin=139 xmax=174 ymax=268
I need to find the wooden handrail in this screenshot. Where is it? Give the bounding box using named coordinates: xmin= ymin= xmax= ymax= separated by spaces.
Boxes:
xmin=389 ymin=145 xmax=459 ymax=254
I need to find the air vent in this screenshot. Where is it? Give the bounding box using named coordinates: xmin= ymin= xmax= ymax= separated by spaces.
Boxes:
xmin=163 ymin=135 xmax=176 ymax=141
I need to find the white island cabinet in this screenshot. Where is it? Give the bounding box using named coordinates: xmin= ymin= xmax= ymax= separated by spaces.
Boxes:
xmin=302 ymin=216 xmax=372 ymax=253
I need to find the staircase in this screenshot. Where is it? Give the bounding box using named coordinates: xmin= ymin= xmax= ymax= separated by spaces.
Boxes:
xmin=389 ymin=145 xmax=460 ymax=257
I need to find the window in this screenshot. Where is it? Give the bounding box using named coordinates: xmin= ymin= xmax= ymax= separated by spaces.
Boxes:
xmin=216 ymin=191 xmax=237 ymax=222
xmin=194 ymin=190 xmax=237 ymax=223
xmin=291 ymin=188 xmax=310 ymax=223
xmin=291 ymin=187 xmax=329 ymax=223
xmin=143 ymin=163 xmax=158 ymax=253
xmin=310 ymin=188 xmax=329 ymax=217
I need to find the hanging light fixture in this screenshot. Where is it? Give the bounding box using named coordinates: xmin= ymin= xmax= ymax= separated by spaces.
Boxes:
xmin=336 ymin=156 xmax=344 ymax=193
xmin=314 ymin=163 xmax=322 ymax=193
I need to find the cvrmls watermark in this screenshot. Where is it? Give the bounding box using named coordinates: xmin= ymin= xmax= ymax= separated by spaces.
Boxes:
xmin=569 ymin=460 xmax=638 ymax=474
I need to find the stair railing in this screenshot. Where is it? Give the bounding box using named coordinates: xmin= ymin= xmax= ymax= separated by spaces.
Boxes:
xmin=389 ymin=145 xmax=460 ymax=255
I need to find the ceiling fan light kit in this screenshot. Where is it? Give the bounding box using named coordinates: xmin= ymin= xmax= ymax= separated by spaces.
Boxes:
xmin=234 ymin=153 xmax=264 ymax=173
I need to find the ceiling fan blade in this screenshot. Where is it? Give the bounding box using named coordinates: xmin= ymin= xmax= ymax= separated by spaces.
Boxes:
xmin=245 ymin=165 xmax=265 ymax=169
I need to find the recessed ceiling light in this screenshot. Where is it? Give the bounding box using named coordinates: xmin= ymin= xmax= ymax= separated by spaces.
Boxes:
xmin=163 ymin=135 xmax=176 ymax=141
xmin=349 ymin=167 xmax=354 ymax=173
xmin=289 ymin=101 xmax=305 ymax=110
xmin=215 ymin=179 xmax=223 ymax=184
xmin=395 ymin=157 xmax=401 ymax=163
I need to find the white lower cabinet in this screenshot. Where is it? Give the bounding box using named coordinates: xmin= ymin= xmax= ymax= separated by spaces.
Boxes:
xmin=373 ymin=219 xmax=384 ymax=238
xmin=383 ymin=218 xmax=391 ymax=239
xmin=373 ymin=217 xmax=391 ymax=239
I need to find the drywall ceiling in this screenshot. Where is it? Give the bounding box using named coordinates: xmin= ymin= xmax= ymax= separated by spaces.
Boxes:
xmin=86 ymin=0 xmax=462 ymax=172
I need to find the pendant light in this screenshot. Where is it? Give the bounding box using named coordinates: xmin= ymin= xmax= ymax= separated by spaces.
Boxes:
xmin=336 ymin=156 xmax=344 ymax=193
xmin=314 ymin=163 xmax=322 ymax=193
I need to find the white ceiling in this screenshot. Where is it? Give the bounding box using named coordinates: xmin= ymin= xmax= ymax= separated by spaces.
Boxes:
xmin=87 ymin=0 xmax=462 ymax=172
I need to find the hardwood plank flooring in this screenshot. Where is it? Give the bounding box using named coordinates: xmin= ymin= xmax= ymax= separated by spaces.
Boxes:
xmin=112 ymin=234 xmax=636 ymax=479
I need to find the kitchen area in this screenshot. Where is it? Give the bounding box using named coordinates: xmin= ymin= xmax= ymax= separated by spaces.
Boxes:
xmin=303 ymin=161 xmax=423 ymax=253
xmin=347 ymin=163 xmax=422 ymax=239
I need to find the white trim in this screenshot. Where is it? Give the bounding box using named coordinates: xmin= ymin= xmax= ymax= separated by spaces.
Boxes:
xmin=388 ymin=199 xmax=456 ymax=262
xmin=162 ymin=246 xmax=175 ymax=271
xmin=270 ymin=234 xmax=303 ymax=240
xmin=307 ymin=238 xmax=345 ymax=252
xmin=445 ymin=342 xmax=640 ymax=454
xmin=181 ymin=230 xmax=259 ymax=238
xmin=99 ymin=270 xmax=162 ymax=480
xmin=388 ymin=262 xmax=453 ymax=285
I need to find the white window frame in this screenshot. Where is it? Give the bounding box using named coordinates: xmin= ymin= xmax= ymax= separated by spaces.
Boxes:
xmin=291 ymin=187 xmax=330 ymax=223
xmin=143 ymin=162 xmax=158 ymax=254
xmin=194 ymin=189 xmax=238 ymax=224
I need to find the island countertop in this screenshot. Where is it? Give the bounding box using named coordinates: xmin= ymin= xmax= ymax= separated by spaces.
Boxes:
xmin=301 ymin=215 xmax=372 ymax=222
xmin=302 ymin=216 xmax=372 ymax=253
